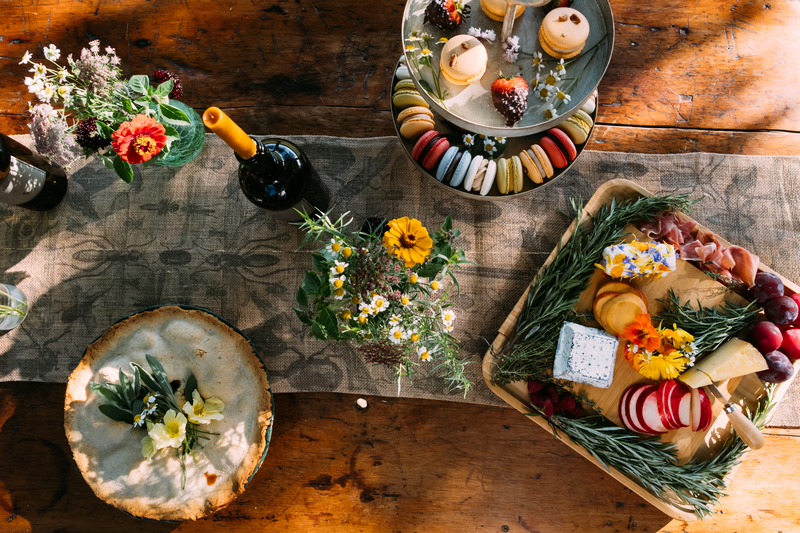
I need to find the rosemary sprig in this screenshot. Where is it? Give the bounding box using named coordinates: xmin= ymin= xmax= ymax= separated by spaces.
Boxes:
xmin=529 ymin=384 xmax=777 ymax=519
xmin=656 ymin=289 xmax=760 ymax=356
xmin=491 ymin=194 xmax=695 ymax=386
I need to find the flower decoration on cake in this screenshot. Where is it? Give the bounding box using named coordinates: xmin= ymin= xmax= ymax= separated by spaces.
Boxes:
xmin=294 ymin=212 xmax=474 ymax=394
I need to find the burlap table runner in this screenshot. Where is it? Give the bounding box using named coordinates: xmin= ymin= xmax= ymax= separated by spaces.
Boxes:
xmin=2 ymin=134 xmax=799 ymax=426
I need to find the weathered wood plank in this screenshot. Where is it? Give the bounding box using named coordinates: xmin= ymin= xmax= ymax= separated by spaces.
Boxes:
xmin=1 ymin=383 xmax=798 ymax=532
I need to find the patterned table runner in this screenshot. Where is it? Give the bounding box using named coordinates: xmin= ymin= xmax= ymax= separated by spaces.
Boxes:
xmin=2 ymin=134 xmax=799 ymax=426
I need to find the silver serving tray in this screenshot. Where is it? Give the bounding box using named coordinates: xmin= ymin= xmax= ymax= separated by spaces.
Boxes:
xmin=401 ymin=0 xmax=613 ymax=136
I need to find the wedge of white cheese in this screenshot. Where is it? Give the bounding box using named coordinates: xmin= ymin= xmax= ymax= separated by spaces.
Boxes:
xmin=679 ymin=338 xmax=768 ymax=388
xmin=553 ymin=322 xmax=619 ymax=389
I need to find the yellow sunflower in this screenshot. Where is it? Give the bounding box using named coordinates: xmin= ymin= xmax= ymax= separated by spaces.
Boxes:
xmin=382 ymin=217 xmax=433 ymax=268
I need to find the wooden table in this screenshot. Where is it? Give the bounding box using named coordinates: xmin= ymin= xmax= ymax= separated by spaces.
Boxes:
xmin=1 ymin=0 xmax=799 ymax=531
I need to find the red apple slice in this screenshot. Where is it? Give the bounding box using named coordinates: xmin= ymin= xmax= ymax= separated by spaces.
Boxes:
xmin=696 ymin=388 xmax=712 ymax=432
xmin=668 ymin=380 xmax=692 ymax=428
xmin=677 ymin=390 xmax=692 ymax=428
xmin=656 ymin=380 xmax=680 ymax=430
xmin=690 ymin=388 xmax=701 ymax=431
xmin=639 ymin=387 xmax=668 ymax=434
xmin=627 ymin=384 xmax=653 ymax=434
xmin=619 ymin=385 xmax=635 ymax=432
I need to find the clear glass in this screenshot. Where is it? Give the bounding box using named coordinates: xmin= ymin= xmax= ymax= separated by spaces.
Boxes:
xmin=0 ymin=284 xmax=29 ymax=330
xmin=154 ymin=100 xmax=206 ymax=168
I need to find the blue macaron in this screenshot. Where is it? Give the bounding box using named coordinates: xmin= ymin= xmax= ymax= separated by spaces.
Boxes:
xmin=435 ymin=146 xmax=460 ymax=182
xmin=449 ymin=151 xmax=472 ymax=188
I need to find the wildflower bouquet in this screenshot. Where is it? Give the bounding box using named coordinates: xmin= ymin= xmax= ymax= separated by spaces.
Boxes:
xmin=91 ymin=355 xmax=224 ymax=488
xmin=20 ymin=40 xmax=190 ymax=182
xmin=294 ymin=212 xmax=475 ymax=394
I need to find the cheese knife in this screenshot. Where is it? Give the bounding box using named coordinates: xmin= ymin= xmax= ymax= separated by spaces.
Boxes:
xmin=704 ymin=383 xmax=765 ymax=450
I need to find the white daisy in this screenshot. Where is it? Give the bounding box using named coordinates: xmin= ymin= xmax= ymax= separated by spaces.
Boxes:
xmin=532 ymin=51 xmax=544 ymax=71
xmin=57 ymin=70 xmax=68 ymax=82
xmin=544 ymin=105 xmax=559 ymax=120
xmin=436 ymin=37 xmax=448 ymax=45
xmin=484 ymin=138 xmax=497 ymax=154
xmin=463 ymin=133 xmax=474 ymax=147
xmin=389 ymin=314 xmax=402 ymax=324
xmin=330 ymin=274 xmax=346 ymax=289
xmin=418 ymin=346 xmax=431 ymax=361
xmin=442 ymin=310 xmax=456 ymax=325
xmin=30 ymin=63 xmax=47 ymax=79
xmin=420 ymin=48 xmax=432 ymax=58
xmin=420 ymin=32 xmax=432 ymax=41
xmin=407 ymin=31 xmax=421 ymax=42
xmin=400 ymin=295 xmax=412 ymax=308
xmin=326 ymin=238 xmax=343 ymax=254
xmin=371 ymin=295 xmax=389 ymax=313
xmin=555 ymin=88 xmax=571 ymax=103
xmin=545 ymin=71 xmax=559 ymax=85
xmin=359 ymin=302 xmax=374 ymax=315
xmin=444 ymin=323 xmax=455 ymax=333
xmin=43 ymin=44 xmax=61 ymax=61
xmin=133 ymin=413 xmax=146 ymax=427
xmin=330 ymin=260 xmax=349 ymax=276
xmin=555 ymin=59 xmax=567 ymax=77
xmin=494 ymin=136 xmax=506 ymax=145
xmin=537 ymin=83 xmax=555 ymax=101
xmin=19 ymin=51 xmax=32 ymax=65
xmin=334 ymin=288 xmax=345 ymax=300
xmin=388 ymin=326 xmax=406 ymax=344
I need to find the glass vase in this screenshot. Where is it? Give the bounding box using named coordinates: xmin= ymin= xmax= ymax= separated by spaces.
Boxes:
xmin=155 ymin=100 xmax=205 ymax=168
xmin=0 ymin=284 xmax=29 ymax=330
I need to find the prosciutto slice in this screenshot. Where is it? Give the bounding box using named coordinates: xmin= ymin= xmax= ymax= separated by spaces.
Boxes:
xmin=637 ymin=212 xmax=760 ymax=287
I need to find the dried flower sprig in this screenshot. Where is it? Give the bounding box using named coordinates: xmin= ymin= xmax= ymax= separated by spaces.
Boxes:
xmin=405 ymin=31 xmax=449 ymax=108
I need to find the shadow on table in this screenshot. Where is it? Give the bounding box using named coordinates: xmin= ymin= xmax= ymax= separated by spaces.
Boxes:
xmin=0 ymin=382 xmax=180 ymax=532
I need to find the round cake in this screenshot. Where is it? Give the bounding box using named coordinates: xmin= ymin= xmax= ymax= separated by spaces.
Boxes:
xmin=64 ymin=306 xmax=272 ymax=521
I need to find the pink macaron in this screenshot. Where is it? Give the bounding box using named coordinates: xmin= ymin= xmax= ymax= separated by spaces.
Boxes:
xmin=421 ymin=137 xmax=450 ymax=170
xmin=539 ymin=136 xmax=567 ymax=169
xmin=546 ymin=128 xmax=577 ymax=161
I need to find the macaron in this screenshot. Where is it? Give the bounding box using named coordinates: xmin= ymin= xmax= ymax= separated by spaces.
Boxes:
xmin=540 ymin=136 xmax=567 ymax=169
xmin=463 ymin=155 xmax=486 ymax=191
xmin=440 ymin=35 xmax=488 ymax=86
xmin=547 ymin=128 xmax=577 ymax=161
xmin=519 ymin=149 xmax=542 ymax=184
xmin=393 ymin=79 xmax=429 ymax=109
xmin=436 ymin=146 xmax=460 ymax=182
xmin=531 ymin=144 xmax=554 ymax=179
xmin=509 ymin=155 xmax=523 ymax=194
xmin=397 ymin=106 xmax=435 ymax=139
xmin=496 ymin=158 xmax=510 ymax=195
xmin=396 ymin=64 xmax=411 ymax=80
xmin=480 ymin=160 xmax=497 ymax=196
xmin=539 ymin=8 xmax=591 ymax=59
xmin=580 ymin=92 xmax=597 ymax=115
xmin=413 ymin=131 xmax=450 ymax=170
xmin=450 ymin=150 xmax=472 ymax=188
xmin=556 ymin=110 xmax=594 ymax=144
xmin=480 ymin=0 xmax=525 ymax=21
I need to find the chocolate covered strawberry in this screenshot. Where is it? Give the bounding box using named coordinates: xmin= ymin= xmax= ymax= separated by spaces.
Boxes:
xmin=424 ymin=0 xmax=466 ymax=31
xmin=491 ymin=74 xmax=529 ymax=127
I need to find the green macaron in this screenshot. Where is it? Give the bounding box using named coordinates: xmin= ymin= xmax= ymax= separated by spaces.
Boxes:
xmin=496 ymin=157 xmax=509 ymax=195
xmin=557 ymin=110 xmax=594 ymax=145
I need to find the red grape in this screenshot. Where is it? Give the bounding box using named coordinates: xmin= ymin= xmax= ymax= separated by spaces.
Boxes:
xmin=790 ymin=294 xmax=800 ymax=327
xmin=757 ymin=350 xmax=795 ymax=383
xmin=749 ymin=272 xmax=784 ymax=306
xmin=749 ymin=320 xmax=783 ymax=353
xmin=782 ymin=329 xmax=800 ymax=360
xmin=764 ymin=296 xmax=799 ymax=325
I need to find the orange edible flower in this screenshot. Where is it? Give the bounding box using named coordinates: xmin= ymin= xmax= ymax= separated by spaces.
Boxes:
xmin=382 ymin=217 xmax=433 ymax=268
xmin=622 ymin=313 xmax=662 ymax=353
xmin=111 ymin=115 xmax=167 ymax=164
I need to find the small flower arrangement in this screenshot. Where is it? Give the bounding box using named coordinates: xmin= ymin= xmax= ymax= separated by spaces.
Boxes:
xmin=405 ymin=31 xmax=449 ymax=107
xmin=91 ymin=355 xmax=224 ymax=488
xmin=294 ymin=212 xmax=475 ymax=394
xmin=20 ymin=40 xmax=190 ymax=182
xmin=623 ymin=314 xmax=697 ymax=380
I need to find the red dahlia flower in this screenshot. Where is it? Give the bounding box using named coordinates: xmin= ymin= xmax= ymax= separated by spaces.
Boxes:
xmin=111 ymin=115 xmax=167 ymax=164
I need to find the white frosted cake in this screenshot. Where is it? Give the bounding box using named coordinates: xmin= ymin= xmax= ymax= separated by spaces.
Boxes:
xmin=553 ymin=322 xmax=619 ymax=388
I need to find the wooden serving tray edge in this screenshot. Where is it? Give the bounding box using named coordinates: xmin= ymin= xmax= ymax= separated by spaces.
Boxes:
xmin=481 ymin=178 xmax=800 ymax=522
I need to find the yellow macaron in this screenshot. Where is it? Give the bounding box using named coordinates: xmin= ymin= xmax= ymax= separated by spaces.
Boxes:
xmin=539 ymin=8 xmax=591 ymax=59
xmin=440 ymin=35 xmax=488 ymax=86
xmin=519 ymin=149 xmax=542 ymax=184
xmin=481 ymin=0 xmax=525 ymax=21
xmin=531 ymin=144 xmax=554 ymax=179
xmin=397 ymin=107 xmax=435 ymax=139
xmin=509 ymin=155 xmax=523 ymax=193
xmin=496 ymin=157 xmax=510 ymax=194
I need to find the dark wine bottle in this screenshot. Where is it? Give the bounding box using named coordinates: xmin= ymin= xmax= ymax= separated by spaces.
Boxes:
xmin=0 ymin=133 xmax=68 ymax=211
xmin=202 ymin=108 xmax=329 ymax=222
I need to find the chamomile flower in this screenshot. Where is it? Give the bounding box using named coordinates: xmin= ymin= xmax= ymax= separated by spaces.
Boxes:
xmin=342 ymin=310 xmax=352 ymax=320
xmin=420 ymin=33 xmax=432 ymax=41
xmin=444 ymin=323 xmax=455 ymax=333
xmin=342 ymin=247 xmax=353 ymax=258
xmin=409 ymin=332 xmax=420 ymax=343
xmin=331 ymin=260 xmax=349 ymax=275
xmin=555 ymin=59 xmax=567 ymax=77
xmin=352 ymin=295 xmax=361 ymax=305
xmin=544 ymin=104 xmax=559 ymax=120
xmin=389 ymin=314 xmax=402 ymax=325
xmin=437 ymin=37 xmax=448 ymax=45
xmin=334 ymin=288 xmax=345 ymax=300
xmin=495 ymin=136 xmax=506 ymax=145
xmin=537 ymin=83 xmax=554 ymax=100
xmin=133 ymin=413 xmax=146 ymax=427
xmin=359 ymin=302 xmax=374 ymax=315
xmin=19 ymin=51 xmax=32 ymax=65
xmin=418 ymin=346 xmax=431 ymax=361
xmin=405 ymin=45 xmax=416 ymax=52
xmin=372 ymin=295 xmax=389 ymax=313
xmin=56 ymin=70 xmax=68 ymax=82
xmin=327 ymin=239 xmax=343 ymax=254
xmin=545 ymin=71 xmax=559 ymax=85
xmin=57 ymin=85 xmax=71 ymax=101
xmin=420 ymin=48 xmax=433 ymax=58
xmin=43 ymin=44 xmax=61 ymax=61
xmin=144 ymin=392 xmax=159 ymax=405
xmin=388 ymin=326 xmax=407 ymax=344
xmin=400 ymin=295 xmax=412 ymax=307
xmin=331 ymin=275 xmax=346 ymax=289
xmin=430 ymin=281 xmax=440 ymax=291
xmin=463 ymin=133 xmax=475 ymax=147
xmin=532 ymin=51 xmax=544 ymax=71
xmin=442 ymin=309 xmax=456 ymax=325
xmin=407 ymin=31 xmax=421 ymax=42
xmin=555 ymin=87 xmax=571 ymax=103
xmin=358 ymin=315 xmax=368 ymax=324
xmin=409 ymin=274 xmax=418 ymax=284
xmin=484 ymin=138 xmax=497 ymax=155
xmin=30 ymin=63 xmax=47 ymax=79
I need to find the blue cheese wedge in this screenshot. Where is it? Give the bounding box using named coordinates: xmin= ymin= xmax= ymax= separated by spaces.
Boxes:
xmin=553 ymin=322 xmax=619 ymax=389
